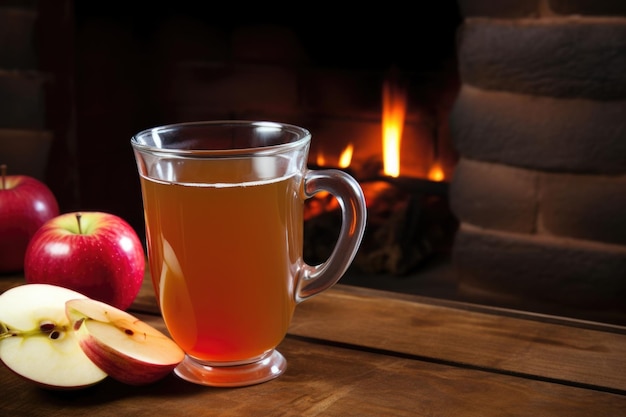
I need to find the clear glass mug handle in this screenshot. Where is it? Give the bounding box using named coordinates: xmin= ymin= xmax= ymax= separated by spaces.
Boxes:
xmin=295 ymin=169 xmax=367 ymax=303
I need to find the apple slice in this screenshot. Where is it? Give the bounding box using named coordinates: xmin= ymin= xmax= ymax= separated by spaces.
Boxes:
xmin=66 ymin=298 xmax=185 ymax=385
xmin=0 ymin=284 xmax=107 ymax=389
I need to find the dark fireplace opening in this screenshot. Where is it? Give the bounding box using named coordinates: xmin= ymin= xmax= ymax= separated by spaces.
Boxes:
xmin=59 ymin=0 xmax=464 ymax=295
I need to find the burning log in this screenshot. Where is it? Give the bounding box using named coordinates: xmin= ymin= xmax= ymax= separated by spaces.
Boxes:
xmin=304 ymin=179 xmax=458 ymax=276
xmin=304 ymin=69 xmax=457 ymax=275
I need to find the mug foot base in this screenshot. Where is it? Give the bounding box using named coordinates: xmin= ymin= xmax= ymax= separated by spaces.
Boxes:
xmin=174 ymin=350 xmax=287 ymax=387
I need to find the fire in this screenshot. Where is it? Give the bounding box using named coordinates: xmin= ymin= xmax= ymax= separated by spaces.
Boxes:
xmin=427 ymin=161 xmax=445 ymax=182
xmin=338 ymin=144 xmax=353 ymax=168
xmin=382 ymin=77 xmax=407 ymax=178
xmin=316 ymin=144 xmax=353 ymax=169
xmin=316 ymin=152 xmax=326 ymax=166
xmin=314 ymin=74 xmax=447 ymax=184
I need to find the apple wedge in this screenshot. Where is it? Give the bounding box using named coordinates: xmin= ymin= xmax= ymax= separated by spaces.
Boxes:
xmin=66 ymin=298 xmax=185 ymax=385
xmin=0 ymin=284 xmax=107 ymax=389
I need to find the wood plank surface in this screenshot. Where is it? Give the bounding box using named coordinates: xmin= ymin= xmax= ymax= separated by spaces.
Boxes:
xmin=0 ymin=319 xmax=625 ymax=417
xmin=133 ymin=277 xmax=626 ymax=394
xmin=1 ymin=273 xmax=625 ymax=416
xmin=3 ymin=274 xmax=626 ymax=393
xmin=288 ymin=285 xmax=626 ymax=393
xmin=4 ymin=273 xmax=626 ymax=391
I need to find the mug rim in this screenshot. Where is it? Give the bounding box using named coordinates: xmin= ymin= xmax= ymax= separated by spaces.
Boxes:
xmin=130 ymin=120 xmax=312 ymax=157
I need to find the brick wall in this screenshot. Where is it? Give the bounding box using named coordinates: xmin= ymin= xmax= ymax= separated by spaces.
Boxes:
xmin=0 ymin=2 xmax=52 ymax=181
xmin=450 ymin=0 xmax=626 ymax=319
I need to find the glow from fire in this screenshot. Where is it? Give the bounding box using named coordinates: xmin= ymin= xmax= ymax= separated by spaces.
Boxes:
xmin=428 ymin=162 xmax=445 ymax=182
xmin=382 ymin=78 xmax=407 ymax=178
xmin=338 ymin=144 xmax=353 ymax=168
xmin=316 ymin=152 xmax=325 ymax=166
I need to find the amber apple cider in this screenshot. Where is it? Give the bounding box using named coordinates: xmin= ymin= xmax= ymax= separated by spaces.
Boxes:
xmin=140 ymin=159 xmax=302 ymax=363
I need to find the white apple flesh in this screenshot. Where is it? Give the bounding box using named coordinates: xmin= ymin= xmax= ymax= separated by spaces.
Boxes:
xmin=0 ymin=284 xmax=107 ymax=389
xmin=66 ymin=298 xmax=185 ymax=385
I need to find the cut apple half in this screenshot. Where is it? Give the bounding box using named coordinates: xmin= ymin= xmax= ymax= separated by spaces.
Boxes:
xmin=0 ymin=284 xmax=108 ymax=389
xmin=66 ymin=298 xmax=185 ymax=385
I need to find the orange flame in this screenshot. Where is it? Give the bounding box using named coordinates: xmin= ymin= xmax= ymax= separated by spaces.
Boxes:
xmin=382 ymin=77 xmax=407 ymax=178
xmin=428 ymin=161 xmax=445 ymax=182
xmin=316 ymin=151 xmax=326 ymax=167
xmin=338 ymin=144 xmax=353 ymax=168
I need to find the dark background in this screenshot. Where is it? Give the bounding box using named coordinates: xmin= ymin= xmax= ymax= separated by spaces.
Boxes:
xmin=39 ymin=0 xmax=462 ymax=237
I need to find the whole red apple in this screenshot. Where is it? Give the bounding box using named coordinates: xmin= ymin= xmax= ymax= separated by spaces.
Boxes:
xmin=24 ymin=211 xmax=145 ymax=311
xmin=0 ymin=164 xmax=60 ymax=273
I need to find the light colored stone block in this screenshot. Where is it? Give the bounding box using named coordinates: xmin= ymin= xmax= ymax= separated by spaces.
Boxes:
xmin=452 ymin=222 xmax=626 ymax=311
xmin=458 ymin=17 xmax=626 ymax=100
xmin=450 ymin=157 xmax=538 ymax=233
xmin=539 ymin=172 xmax=626 ymax=245
xmin=450 ymin=85 xmax=626 ymax=174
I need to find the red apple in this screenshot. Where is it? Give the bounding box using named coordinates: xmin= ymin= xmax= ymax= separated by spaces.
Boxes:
xmin=24 ymin=211 xmax=145 ymax=311
xmin=0 ymin=164 xmax=59 ymax=273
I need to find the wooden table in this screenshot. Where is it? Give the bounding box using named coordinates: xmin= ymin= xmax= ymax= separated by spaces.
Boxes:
xmin=1 ymin=273 xmax=625 ymax=416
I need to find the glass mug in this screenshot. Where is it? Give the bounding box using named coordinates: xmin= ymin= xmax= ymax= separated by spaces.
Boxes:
xmin=131 ymin=121 xmax=366 ymax=387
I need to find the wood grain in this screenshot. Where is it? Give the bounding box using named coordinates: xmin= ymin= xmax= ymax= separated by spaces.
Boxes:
xmin=289 ymin=285 xmax=626 ymax=393
xmin=0 ymin=330 xmax=624 ymax=417
xmin=1 ymin=272 xmax=625 ymax=416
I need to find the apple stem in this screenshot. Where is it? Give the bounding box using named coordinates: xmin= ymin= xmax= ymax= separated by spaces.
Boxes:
xmin=0 ymin=164 xmax=6 ymax=190
xmin=76 ymin=213 xmax=83 ymax=235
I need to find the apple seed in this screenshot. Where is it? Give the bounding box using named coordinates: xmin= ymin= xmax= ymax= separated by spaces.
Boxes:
xmin=0 ymin=320 xmax=66 ymax=340
xmin=39 ymin=321 xmax=56 ymax=332
xmin=38 ymin=320 xmax=67 ymax=340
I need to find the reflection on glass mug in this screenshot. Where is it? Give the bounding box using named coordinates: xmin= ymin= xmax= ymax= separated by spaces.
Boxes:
xmin=131 ymin=121 xmax=366 ymax=387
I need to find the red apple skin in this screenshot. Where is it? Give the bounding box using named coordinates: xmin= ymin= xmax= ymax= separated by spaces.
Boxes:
xmin=23 ymin=212 xmax=145 ymax=311
xmin=0 ymin=174 xmax=59 ymax=273
xmin=76 ymin=335 xmax=178 ymax=386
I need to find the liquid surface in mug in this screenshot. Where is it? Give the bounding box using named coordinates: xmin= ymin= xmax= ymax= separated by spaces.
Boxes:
xmin=140 ymin=162 xmax=302 ymax=363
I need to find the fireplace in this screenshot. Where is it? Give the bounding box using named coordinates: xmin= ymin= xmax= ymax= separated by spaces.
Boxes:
xmin=65 ymin=1 xmax=463 ymax=278
xmin=25 ymin=0 xmax=626 ymax=324
xmin=303 ymin=70 xmax=459 ymax=278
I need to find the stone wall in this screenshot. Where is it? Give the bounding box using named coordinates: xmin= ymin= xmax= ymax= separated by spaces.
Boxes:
xmin=450 ymin=0 xmax=626 ymax=319
xmin=0 ymin=1 xmax=52 ymax=181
